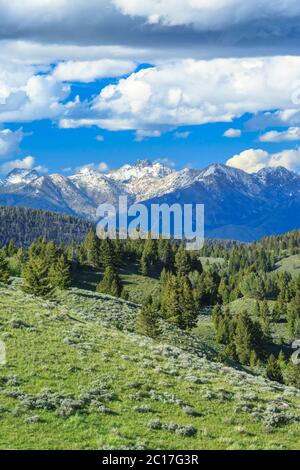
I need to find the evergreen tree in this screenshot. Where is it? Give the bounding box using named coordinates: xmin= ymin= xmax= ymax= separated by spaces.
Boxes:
xmin=100 ymin=238 xmax=117 ymax=269
xmin=84 ymin=230 xmax=100 ymax=267
xmin=0 ymin=250 xmax=10 ymax=284
xmin=266 ymin=355 xmax=283 ymax=383
xmin=287 ymin=292 xmax=300 ymax=339
xmin=260 ymin=300 xmax=271 ymax=337
xmin=8 ymin=240 xmax=17 ymax=257
xmin=234 ymin=311 xmax=263 ymax=365
xmin=250 ymin=350 xmax=259 ymax=368
xmin=160 ymin=273 xmax=197 ymax=330
xmin=49 ymin=255 xmax=71 ymax=290
xmin=175 ymin=245 xmax=192 ymax=276
xmin=140 ymin=239 xmax=157 ymax=276
xmin=22 ymin=256 xmax=53 ymax=298
xmin=96 ymin=266 xmax=123 ymax=298
xmin=136 ymin=296 xmax=160 ymax=338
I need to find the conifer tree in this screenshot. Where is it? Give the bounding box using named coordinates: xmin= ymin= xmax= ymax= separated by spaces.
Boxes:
xmin=8 ymin=240 xmax=17 ymax=257
xmin=234 ymin=311 xmax=263 ymax=365
xmin=266 ymin=355 xmax=283 ymax=383
xmin=260 ymin=300 xmax=271 ymax=337
xmin=0 ymin=250 xmax=10 ymax=284
xmin=140 ymin=238 xmax=157 ymax=276
xmin=49 ymin=255 xmax=71 ymax=290
xmin=136 ymin=296 xmax=160 ymax=338
xmin=84 ymin=230 xmax=100 ymax=267
xmin=175 ymin=245 xmax=192 ymax=276
xmin=161 ymin=273 xmax=197 ymax=330
xmin=96 ymin=265 xmax=123 ymax=297
xmin=100 ymin=238 xmax=117 ymax=269
xmin=22 ymin=256 xmax=53 ymax=298
xmin=287 ymin=292 xmax=300 ymax=339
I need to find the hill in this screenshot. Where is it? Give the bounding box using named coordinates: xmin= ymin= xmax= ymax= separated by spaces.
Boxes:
xmin=0 ymin=206 xmax=93 ymax=248
xmin=0 ymin=282 xmax=300 ymax=450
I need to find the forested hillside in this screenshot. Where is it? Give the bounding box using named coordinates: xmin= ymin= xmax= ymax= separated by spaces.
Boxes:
xmin=0 ymin=206 xmax=93 ymax=248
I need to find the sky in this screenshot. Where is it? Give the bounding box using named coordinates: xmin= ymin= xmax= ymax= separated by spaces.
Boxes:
xmin=1 ymin=1 xmax=300 ymax=175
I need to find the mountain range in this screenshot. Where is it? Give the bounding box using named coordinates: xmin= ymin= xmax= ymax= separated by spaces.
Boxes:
xmin=0 ymin=160 xmax=300 ymax=241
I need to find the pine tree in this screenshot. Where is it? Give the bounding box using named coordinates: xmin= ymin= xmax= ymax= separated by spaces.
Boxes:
xmin=22 ymin=256 xmax=54 ymax=298
xmin=288 ymin=292 xmax=300 ymax=339
xmin=260 ymin=300 xmax=271 ymax=337
xmin=100 ymin=238 xmax=117 ymax=269
xmin=175 ymin=245 xmax=192 ymax=276
xmin=140 ymin=239 xmax=157 ymax=276
xmin=250 ymin=350 xmax=259 ymax=368
xmin=49 ymin=255 xmax=71 ymax=290
xmin=266 ymin=355 xmax=283 ymax=383
xmin=96 ymin=266 xmax=123 ymax=298
xmin=0 ymin=250 xmax=10 ymax=284
xmin=8 ymin=240 xmax=17 ymax=257
xmin=136 ymin=296 xmax=160 ymax=338
xmin=180 ymin=274 xmax=198 ymax=329
xmin=234 ymin=311 xmax=263 ymax=365
xmin=84 ymin=230 xmax=100 ymax=267
xmin=160 ymin=273 xmax=197 ymax=330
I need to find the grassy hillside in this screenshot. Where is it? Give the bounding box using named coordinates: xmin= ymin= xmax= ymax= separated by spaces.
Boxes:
xmin=275 ymin=255 xmax=300 ymax=277
xmin=0 ymin=283 xmax=300 ymax=450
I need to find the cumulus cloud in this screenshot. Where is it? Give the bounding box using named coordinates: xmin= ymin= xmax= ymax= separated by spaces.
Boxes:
xmin=0 ymin=128 xmax=25 ymax=159
xmin=74 ymin=57 xmax=300 ymax=132
xmin=0 ymin=62 xmax=71 ymax=123
xmin=259 ymin=127 xmax=300 ymax=142
xmin=223 ymin=128 xmax=242 ymax=138
xmin=75 ymin=162 xmax=109 ymax=173
xmin=227 ymin=147 xmax=300 ymax=173
xmin=53 ymin=59 xmax=136 ymax=83
xmin=0 ymin=155 xmax=47 ymax=174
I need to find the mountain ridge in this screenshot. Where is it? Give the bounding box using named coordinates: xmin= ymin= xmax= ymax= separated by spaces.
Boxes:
xmin=0 ymin=161 xmax=300 ymax=241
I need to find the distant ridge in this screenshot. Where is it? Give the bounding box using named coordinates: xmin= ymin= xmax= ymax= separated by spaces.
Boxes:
xmin=0 ymin=161 xmax=300 ymax=241
xmin=0 ymin=205 xmax=93 ymax=248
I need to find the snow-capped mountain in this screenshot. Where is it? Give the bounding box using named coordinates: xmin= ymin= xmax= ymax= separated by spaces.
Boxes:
xmin=1 ymin=160 xmax=300 ymax=241
xmin=2 ymin=169 xmax=40 ymax=187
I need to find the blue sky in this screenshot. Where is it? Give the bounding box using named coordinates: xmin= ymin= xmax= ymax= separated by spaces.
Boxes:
xmin=1 ymin=1 xmax=300 ymax=175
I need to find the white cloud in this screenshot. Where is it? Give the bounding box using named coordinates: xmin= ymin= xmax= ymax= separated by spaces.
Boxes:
xmin=0 ymin=128 xmax=25 ymax=159
xmin=53 ymin=59 xmax=136 ymax=83
xmin=227 ymin=147 xmax=300 ymax=173
xmin=95 ymin=135 xmax=105 ymax=142
xmin=259 ymin=127 xmax=300 ymax=142
xmin=135 ymin=130 xmax=162 ymax=142
xmin=223 ymin=128 xmax=241 ymax=138
xmin=0 ymin=62 xmax=71 ymax=123
xmin=113 ymin=0 xmax=300 ymax=30
xmin=83 ymin=57 xmax=300 ymax=132
xmin=75 ymin=162 xmax=109 ymax=173
xmin=0 ymin=155 xmax=47 ymax=174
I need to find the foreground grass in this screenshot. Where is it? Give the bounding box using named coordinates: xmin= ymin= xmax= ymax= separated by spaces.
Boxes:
xmin=0 ymin=285 xmax=300 ymax=449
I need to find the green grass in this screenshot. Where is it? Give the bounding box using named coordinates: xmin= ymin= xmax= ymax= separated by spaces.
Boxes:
xmin=275 ymin=255 xmax=300 ymax=277
xmin=0 ymin=284 xmax=300 ymax=449
xmin=73 ymin=264 xmax=160 ymax=305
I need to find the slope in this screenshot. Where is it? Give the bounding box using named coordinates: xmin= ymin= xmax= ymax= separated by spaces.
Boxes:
xmin=0 ymin=283 xmax=300 ymax=450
